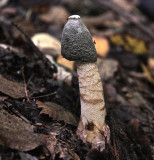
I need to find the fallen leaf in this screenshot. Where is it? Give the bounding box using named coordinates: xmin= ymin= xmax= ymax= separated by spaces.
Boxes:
xmin=14 ymin=18 xmax=37 ymax=36
xmin=109 ymin=34 xmax=149 ymax=54
xmin=0 ymin=109 xmax=43 ymax=151
xmin=112 ymin=0 xmax=135 ymax=11
xmin=36 ymin=101 xmax=78 ymax=126
xmin=31 ymin=33 xmax=61 ymax=57
xmin=121 ymin=87 xmax=154 ymax=114
xmin=93 ymin=36 xmax=109 ymax=57
xmin=128 ymin=92 xmax=149 ymax=107
xmin=39 ymin=6 xmax=69 ymax=26
xmin=97 ymin=59 xmax=119 ymax=81
xmin=83 ymin=13 xmax=122 ymax=29
xmin=104 ymin=84 xmax=127 ymax=105
xmin=57 ymin=55 xmax=74 ymax=70
xmin=0 ymin=75 xmax=26 ymax=99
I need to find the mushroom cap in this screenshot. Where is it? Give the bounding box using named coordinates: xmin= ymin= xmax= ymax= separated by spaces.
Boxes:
xmin=61 ymin=15 xmax=97 ymax=62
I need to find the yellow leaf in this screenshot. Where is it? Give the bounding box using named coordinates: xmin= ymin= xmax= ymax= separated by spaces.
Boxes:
xmin=110 ymin=34 xmax=149 ymax=54
xmin=57 ymin=55 xmax=74 ymax=70
xmin=109 ymin=34 xmax=124 ymax=46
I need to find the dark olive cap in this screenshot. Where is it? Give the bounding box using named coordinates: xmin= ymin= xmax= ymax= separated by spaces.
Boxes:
xmin=61 ymin=15 xmax=97 ymax=62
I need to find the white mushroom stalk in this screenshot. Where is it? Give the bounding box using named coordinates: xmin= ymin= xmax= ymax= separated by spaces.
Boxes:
xmin=61 ymin=15 xmax=110 ymax=151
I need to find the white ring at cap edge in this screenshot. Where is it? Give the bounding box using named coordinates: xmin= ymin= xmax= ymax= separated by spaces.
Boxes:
xmin=69 ymin=15 xmax=80 ymax=19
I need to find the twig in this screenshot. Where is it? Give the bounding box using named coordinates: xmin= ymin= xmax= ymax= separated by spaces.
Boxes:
xmin=21 ymin=66 xmax=31 ymax=102
xmin=3 ymin=101 xmax=30 ymax=123
xmin=0 ymin=18 xmax=57 ymax=75
xmin=10 ymin=106 xmax=30 ymax=124
xmin=11 ymin=22 xmax=57 ymax=74
xmin=31 ymin=91 xmax=57 ymax=99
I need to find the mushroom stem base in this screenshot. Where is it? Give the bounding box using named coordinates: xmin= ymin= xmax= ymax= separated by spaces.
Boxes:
xmin=77 ymin=117 xmax=110 ymax=151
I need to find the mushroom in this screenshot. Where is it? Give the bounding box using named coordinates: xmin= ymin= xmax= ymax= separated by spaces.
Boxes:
xmin=61 ymin=15 xmax=110 ymax=151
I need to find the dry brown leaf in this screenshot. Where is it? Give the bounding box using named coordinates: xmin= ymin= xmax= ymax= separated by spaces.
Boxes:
xmin=0 ymin=75 xmax=26 ymax=99
xmin=105 ymin=84 xmax=127 ymax=105
xmin=31 ymin=33 xmax=61 ymax=57
xmin=46 ymin=133 xmax=80 ymax=160
xmin=36 ymin=101 xmax=77 ymax=126
xmin=97 ymin=59 xmax=119 ymax=81
xmin=128 ymin=92 xmax=149 ymax=107
xmin=112 ymin=0 xmax=135 ymax=11
xmin=83 ymin=12 xmax=122 ymax=29
xmin=57 ymin=55 xmax=74 ymax=70
xmin=39 ymin=6 xmax=69 ymax=26
xmin=121 ymin=87 xmax=154 ymax=114
xmin=13 ymin=18 xmax=37 ymax=36
xmin=0 ymin=109 xmax=43 ymax=151
xmin=93 ymin=36 xmax=109 ymax=58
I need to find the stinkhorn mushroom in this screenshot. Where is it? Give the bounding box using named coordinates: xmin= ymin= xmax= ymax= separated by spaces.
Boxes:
xmin=61 ymin=15 xmax=110 ymax=151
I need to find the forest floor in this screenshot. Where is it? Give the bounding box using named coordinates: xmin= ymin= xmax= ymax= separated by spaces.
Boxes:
xmin=0 ymin=0 xmax=154 ymax=160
